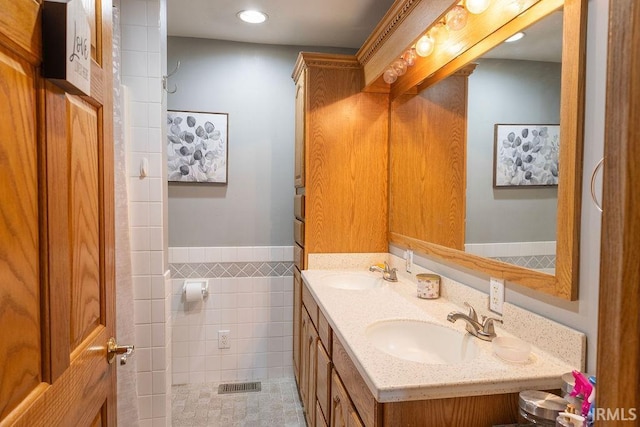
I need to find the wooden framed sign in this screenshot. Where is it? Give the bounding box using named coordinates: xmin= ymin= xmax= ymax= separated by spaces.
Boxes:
xmin=43 ymin=0 xmax=91 ymax=96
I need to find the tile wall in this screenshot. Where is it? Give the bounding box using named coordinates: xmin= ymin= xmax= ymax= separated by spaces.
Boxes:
xmin=120 ymin=0 xmax=171 ymax=425
xmin=168 ymin=246 xmax=294 ymax=385
xmin=464 ymin=241 xmax=556 ymax=270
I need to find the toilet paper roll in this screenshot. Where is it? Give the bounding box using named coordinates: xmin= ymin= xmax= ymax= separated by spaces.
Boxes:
xmin=184 ymin=280 xmax=204 ymax=302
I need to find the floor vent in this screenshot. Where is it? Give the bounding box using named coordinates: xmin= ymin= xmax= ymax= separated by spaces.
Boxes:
xmin=218 ymin=381 xmax=262 ymax=394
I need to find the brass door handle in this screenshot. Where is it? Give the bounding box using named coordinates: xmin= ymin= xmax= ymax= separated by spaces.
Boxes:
xmin=107 ymin=337 xmax=135 ymax=365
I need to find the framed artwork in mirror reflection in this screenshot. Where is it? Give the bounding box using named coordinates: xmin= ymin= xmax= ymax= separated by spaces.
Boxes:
xmin=493 ymin=124 xmax=559 ymax=187
xmin=167 ymin=110 xmax=228 ymax=183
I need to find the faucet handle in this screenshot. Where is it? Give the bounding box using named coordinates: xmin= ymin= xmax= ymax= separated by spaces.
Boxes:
xmin=463 ymin=302 xmax=478 ymax=322
xmin=480 ymin=315 xmax=503 ymax=336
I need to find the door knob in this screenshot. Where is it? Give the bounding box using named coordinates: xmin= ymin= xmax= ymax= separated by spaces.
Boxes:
xmin=107 ymin=337 xmax=135 ymax=365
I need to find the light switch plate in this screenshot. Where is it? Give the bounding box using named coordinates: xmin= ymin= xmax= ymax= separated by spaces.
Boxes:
xmin=489 ymin=277 xmax=504 ymax=314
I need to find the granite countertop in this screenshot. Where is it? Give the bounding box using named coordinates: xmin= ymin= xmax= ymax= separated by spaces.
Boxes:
xmin=302 ymin=268 xmax=579 ymax=403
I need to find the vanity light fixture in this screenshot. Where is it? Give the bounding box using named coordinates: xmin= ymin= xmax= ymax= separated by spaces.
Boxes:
xmin=237 ymin=10 xmax=268 ymax=24
xmin=415 ymin=35 xmax=435 ymax=57
xmin=465 ymin=0 xmax=491 ymax=14
xmin=446 ymin=5 xmax=469 ymax=31
xmin=505 ymin=32 xmax=525 ymax=42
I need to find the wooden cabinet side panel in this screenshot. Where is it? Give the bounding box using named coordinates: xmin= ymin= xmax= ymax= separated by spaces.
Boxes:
xmin=382 ymin=392 xmax=520 ymax=426
xmin=332 ymin=338 xmax=380 ymax=427
xmin=305 ymin=65 xmax=389 ymax=255
xmin=294 ymin=74 xmax=306 ymax=188
xmin=389 ymin=75 xmax=468 ymax=250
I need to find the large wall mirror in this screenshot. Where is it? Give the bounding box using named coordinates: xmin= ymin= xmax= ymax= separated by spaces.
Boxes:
xmin=387 ymin=0 xmax=586 ymax=300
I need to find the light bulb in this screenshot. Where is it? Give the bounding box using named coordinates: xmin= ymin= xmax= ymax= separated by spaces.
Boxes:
xmin=415 ymin=35 xmax=434 ymax=57
xmin=446 ymin=6 xmax=468 ymax=31
xmin=465 ymin=0 xmax=490 ymax=14
xmin=392 ymin=60 xmax=407 ymax=76
xmin=237 ymin=10 xmax=268 ymax=24
xmin=429 ymin=22 xmax=450 ymax=45
xmin=383 ymin=68 xmax=398 ymax=84
xmin=402 ymin=48 xmax=417 ymax=67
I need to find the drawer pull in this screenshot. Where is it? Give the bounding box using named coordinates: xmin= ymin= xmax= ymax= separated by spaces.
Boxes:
xmin=334 ymin=396 xmax=341 ymax=404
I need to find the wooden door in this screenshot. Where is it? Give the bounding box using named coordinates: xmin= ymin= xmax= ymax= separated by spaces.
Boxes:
xmin=294 ymin=71 xmax=306 ymax=188
xmin=0 ymin=0 xmax=116 ymax=425
xmin=596 ymin=0 xmax=640 ymax=417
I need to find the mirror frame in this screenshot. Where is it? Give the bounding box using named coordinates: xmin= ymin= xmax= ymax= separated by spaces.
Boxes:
xmin=359 ymin=0 xmax=587 ymax=300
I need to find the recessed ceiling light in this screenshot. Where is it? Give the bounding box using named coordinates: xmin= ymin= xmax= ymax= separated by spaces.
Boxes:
xmin=505 ymin=32 xmax=525 ymax=43
xmin=237 ymin=10 xmax=268 ymax=24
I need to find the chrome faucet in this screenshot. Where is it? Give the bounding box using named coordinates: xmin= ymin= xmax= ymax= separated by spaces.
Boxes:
xmin=447 ymin=302 xmax=502 ymax=341
xmin=369 ymin=261 xmax=398 ymax=282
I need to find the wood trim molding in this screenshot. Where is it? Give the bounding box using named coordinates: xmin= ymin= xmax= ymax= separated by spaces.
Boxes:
xmin=292 ymin=52 xmax=361 ymax=82
xmin=356 ymin=0 xmax=422 ymax=65
xmin=596 ymin=0 xmax=640 ymax=414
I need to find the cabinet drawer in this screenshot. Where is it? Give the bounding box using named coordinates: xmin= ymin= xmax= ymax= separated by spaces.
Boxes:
xmin=302 ymin=281 xmax=318 ymax=328
xmin=294 ymin=194 xmax=305 ymax=220
xmin=294 ymin=219 xmax=305 ymax=247
xmin=318 ymin=308 xmax=332 ymax=355
xmin=294 ymin=243 xmax=304 ymax=270
xmin=316 ymin=340 xmax=332 ymax=423
xmin=333 ymin=337 xmax=380 ymax=427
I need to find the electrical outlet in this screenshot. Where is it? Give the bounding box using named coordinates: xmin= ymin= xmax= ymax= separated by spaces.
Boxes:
xmin=489 ymin=277 xmax=504 ymax=314
xmin=218 ymin=330 xmax=230 ymax=349
xmin=405 ymin=249 xmax=413 ymax=273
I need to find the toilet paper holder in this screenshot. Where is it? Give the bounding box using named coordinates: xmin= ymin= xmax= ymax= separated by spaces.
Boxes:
xmin=183 ymin=279 xmax=209 ymax=300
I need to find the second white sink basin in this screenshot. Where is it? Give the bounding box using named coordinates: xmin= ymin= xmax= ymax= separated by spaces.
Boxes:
xmin=322 ymin=272 xmax=383 ymax=290
xmin=366 ymin=319 xmax=479 ymax=364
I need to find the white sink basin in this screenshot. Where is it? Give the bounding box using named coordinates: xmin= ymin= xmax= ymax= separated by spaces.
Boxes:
xmin=366 ymin=319 xmax=479 ymax=364
xmin=322 ymin=272 xmax=383 ymax=290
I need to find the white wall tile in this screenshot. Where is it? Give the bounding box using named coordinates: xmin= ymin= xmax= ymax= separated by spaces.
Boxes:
xmin=148 ymin=127 xmax=163 ymax=153
xmin=204 ymin=247 xmax=221 ymax=262
xmin=133 ymin=275 xmax=152 ymax=300
xmin=137 ymin=348 xmax=152 ymax=372
xmin=130 ymin=202 xmax=149 ymax=227
xmin=219 ymin=247 xmax=237 ymax=262
xmin=149 ymin=178 xmax=163 ymax=202
xmin=137 ymin=372 xmax=153 ymax=395
xmin=269 ymin=246 xmax=284 ymax=262
xmin=253 ymin=246 xmax=270 ymax=262
xmin=138 ymin=395 xmax=153 ymax=419
xmin=122 ymin=50 xmax=149 ymax=77
xmin=129 ymin=101 xmax=150 ymax=127
xmin=129 ymin=126 xmax=150 ymax=153
xmin=123 ymin=76 xmax=149 ymax=103
xmin=146 ymin=1 xmax=161 ymax=27
xmin=147 ymin=27 xmax=160 ymax=53
xmin=121 ymin=1 xmax=147 ymax=25
xmin=188 ymin=247 xmax=205 ymax=263
xmin=129 ymin=178 xmax=149 ymax=202
xmin=134 ymin=300 xmax=151 ymax=324
xmin=283 ymin=246 xmax=294 ymax=262
xmin=152 ymin=371 xmax=166 ymax=394
xmin=130 ymin=227 xmax=150 ymax=251
xmin=148 ymin=53 xmax=161 ymax=78
xmin=148 ymin=103 xmax=162 ymax=128
xmin=151 ymin=275 xmax=166 ymax=299
xmin=122 ymin=24 xmax=148 ymax=52
xmin=152 ymin=394 xmax=166 ymax=418
xmin=236 ymin=246 xmax=253 ymax=262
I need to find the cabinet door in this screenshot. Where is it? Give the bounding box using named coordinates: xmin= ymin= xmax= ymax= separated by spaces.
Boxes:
xmin=300 ymin=309 xmax=310 ymax=413
xmin=293 ymin=268 xmax=302 ymax=384
xmin=331 ymin=371 xmax=363 ymax=427
xmin=306 ymin=316 xmax=319 ymax=427
xmin=294 ymin=73 xmax=306 ymax=188
xmin=316 ymin=340 xmax=332 ymax=423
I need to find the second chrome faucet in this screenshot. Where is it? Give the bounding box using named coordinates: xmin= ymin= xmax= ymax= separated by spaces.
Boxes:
xmin=447 ymin=302 xmax=502 ymax=341
xmin=369 ymin=261 xmax=398 ymax=282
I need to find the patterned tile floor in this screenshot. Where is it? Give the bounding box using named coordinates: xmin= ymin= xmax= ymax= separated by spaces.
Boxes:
xmin=172 ymin=377 xmax=306 ymax=427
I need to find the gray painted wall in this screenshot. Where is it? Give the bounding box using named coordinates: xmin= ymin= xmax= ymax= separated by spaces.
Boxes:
xmin=466 ymin=58 xmax=560 ymax=243
xmin=393 ymin=0 xmax=607 ymax=373
xmin=167 ymin=38 xmax=354 ymax=247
